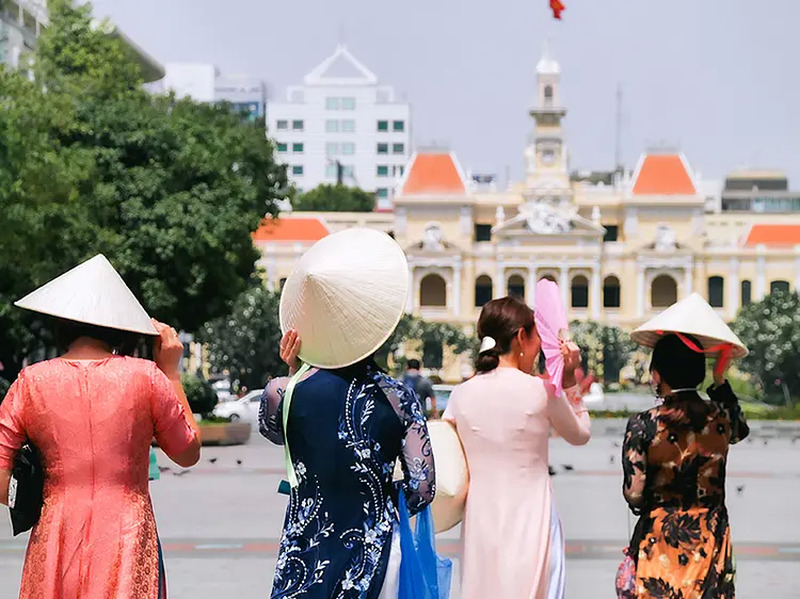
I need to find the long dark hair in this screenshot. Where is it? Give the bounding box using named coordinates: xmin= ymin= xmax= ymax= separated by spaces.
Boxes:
xmin=53 ymin=318 xmax=148 ymax=357
xmin=474 ymin=297 xmax=535 ymax=373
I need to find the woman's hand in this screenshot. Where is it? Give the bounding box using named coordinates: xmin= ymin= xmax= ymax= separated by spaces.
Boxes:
xmin=152 ymin=319 xmax=183 ymax=379
xmin=280 ymin=329 xmax=302 ymax=375
xmin=560 ymin=340 xmax=581 ymax=389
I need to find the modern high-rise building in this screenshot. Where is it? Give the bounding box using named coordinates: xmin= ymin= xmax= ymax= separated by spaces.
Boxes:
xmin=0 ymin=0 xmax=163 ymax=82
xmin=162 ymin=63 xmax=266 ymax=124
xmin=267 ymin=44 xmax=412 ymax=209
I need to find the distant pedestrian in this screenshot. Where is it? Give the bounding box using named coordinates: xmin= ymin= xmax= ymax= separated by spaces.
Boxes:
xmin=403 ymin=358 xmax=438 ymax=418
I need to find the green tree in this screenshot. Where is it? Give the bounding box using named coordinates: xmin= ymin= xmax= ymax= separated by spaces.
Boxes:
xmin=293 ymin=184 xmax=375 ymax=212
xmin=180 ymin=373 xmax=219 ymax=417
xmin=732 ymin=289 xmax=800 ymax=402
xmin=0 ymin=378 xmax=10 ymax=404
xmin=376 ymin=315 xmax=475 ymax=377
xmin=0 ymin=0 xmax=288 ymax=378
xmin=200 ymin=285 xmax=285 ymax=391
xmin=569 ymin=321 xmax=635 ymax=383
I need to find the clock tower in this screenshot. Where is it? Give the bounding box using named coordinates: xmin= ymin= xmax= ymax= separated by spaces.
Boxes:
xmin=524 ymin=41 xmax=570 ymax=200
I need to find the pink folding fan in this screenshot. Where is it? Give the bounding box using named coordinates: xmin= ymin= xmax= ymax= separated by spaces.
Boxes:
xmin=534 ymin=279 xmax=571 ymax=398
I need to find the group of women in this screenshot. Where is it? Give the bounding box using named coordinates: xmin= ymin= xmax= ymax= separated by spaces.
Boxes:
xmin=0 ymin=230 xmax=749 ymax=599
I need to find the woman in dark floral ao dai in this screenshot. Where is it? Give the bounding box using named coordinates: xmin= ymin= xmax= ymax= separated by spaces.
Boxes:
xmin=260 ymin=329 xmax=435 ymax=599
xmin=622 ymin=334 xmax=749 ymax=598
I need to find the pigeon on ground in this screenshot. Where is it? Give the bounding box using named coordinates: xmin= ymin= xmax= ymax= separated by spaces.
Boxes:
xmin=736 ymin=485 xmax=745 ymax=496
xmin=609 ymin=455 xmax=615 ymax=464
xmin=209 ymin=457 xmax=218 ymax=464
xmin=158 ymin=466 xmax=171 ymax=473
xmin=548 ymin=465 xmax=556 ymax=476
xmin=562 ymin=465 xmax=574 ymax=472
xmin=236 ymin=459 xmax=243 ymax=466
xmin=173 ymin=470 xmax=190 ymax=477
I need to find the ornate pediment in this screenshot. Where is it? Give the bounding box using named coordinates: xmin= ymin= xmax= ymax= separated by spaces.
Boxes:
xmin=492 ymin=200 xmax=604 ymax=237
xmin=407 ymin=223 xmax=460 ymax=253
xmin=638 ymin=224 xmax=689 ymax=253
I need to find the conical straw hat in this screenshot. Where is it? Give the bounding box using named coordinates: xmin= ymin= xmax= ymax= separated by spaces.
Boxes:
xmin=14 ymin=255 xmax=158 ymax=336
xmin=279 ymin=228 xmax=409 ymax=369
xmin=631 ymin=293 xmax=748 ymax=358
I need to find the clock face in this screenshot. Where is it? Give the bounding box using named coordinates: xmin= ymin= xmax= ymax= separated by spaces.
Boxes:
xmin=542 ymin=149 xmax=556 ymax=165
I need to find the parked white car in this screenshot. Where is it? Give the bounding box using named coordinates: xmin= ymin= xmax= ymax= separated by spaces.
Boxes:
xmin=212 ymin=389 xmax=264 ymax=423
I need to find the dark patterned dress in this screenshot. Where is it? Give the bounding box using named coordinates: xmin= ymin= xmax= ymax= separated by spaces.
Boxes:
xmin=622 ymin=382 xmax=749 ymax=598
xmin=259 ymin=362 xmax=435 ymax=599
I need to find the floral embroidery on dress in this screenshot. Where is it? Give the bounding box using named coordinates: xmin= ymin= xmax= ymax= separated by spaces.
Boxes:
xmin=260 ymin=364 xmax=435 ymax=599
xmin=621 ymin=382 xmax=747 ymax=598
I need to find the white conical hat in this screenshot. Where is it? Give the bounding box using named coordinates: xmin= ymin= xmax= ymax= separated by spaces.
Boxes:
xmin=279 ymin=228 xmax=409 ymax=369
xmin=631 ymin=293 xmax=748 ymax=358
xmin=14 ymin=255 xmax=158 ymax=336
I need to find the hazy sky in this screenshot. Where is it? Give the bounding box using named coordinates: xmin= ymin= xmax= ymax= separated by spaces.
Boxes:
xmin=93 ymin=0 xmax=800 ymax=185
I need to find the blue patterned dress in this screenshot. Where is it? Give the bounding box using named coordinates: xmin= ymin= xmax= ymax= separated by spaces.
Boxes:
xmin=259 ymin=362 xmax=435 ymax=599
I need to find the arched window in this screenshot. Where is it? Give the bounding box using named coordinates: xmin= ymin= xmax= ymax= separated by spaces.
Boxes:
xmin=603 ymin=276 xmax=621 ymax=308
xmin=771 ymin=280 xmax=790 ymax=295
xmin=708 ymin=276 xmax=724 ymax=308
xmin=420 ymin=274 xmax=447 ymax=307
xmin=507 ymin=274 xmax=525 ymax=300
xmin=475 ymin=275 xmax=493 ymax=307
xmin=651 ymin=275 xmax=678 ymax=308
xmin=544 ymin=85 xmax=553 ymax=105
xmin=571 ymin=275 xmax=589 ymax=308
xmin=741 ymin=280 xmax=752 ymax=306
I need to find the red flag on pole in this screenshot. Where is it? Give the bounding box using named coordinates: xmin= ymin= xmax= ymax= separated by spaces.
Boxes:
xmin=550 ymin=0 xmax=565 ymax=19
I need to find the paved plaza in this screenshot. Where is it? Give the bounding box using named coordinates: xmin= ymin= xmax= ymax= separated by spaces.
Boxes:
xmin=1 ymin=425 xmax=799 ymax=598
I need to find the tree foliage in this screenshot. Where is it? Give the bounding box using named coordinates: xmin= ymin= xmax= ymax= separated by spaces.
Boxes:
xmin=376 ymin=315 xmax=475 ymax=377
xmin=292 ymin=184 xmax=375 ymax=212
xmin=180 ymin=373 xmax=219 ymax=416
xmin=732 ymin=289 xmax=800 ymax=402
xmin=0 ymin=0 xmax=288 ymax=378
xmin=200 ymin=285 xmax=285 ymax=392
xmin=569 ymin=320 xmax=636 ymax=383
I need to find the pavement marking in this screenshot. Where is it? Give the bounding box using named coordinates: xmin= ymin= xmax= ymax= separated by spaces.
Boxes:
xmin=2 ymin=539 xmax=798 ymax=561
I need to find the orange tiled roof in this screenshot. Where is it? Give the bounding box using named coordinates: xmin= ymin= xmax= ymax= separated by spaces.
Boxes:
xmin=744 ymin=224 xmax=800 ymax=247
xmin=252 ymin=217 xmax=329 ymax=242
xmin=401 ymin=153 xmax=466 ymax=196
xmin=632 ymin=154 xmax=696 ymax=195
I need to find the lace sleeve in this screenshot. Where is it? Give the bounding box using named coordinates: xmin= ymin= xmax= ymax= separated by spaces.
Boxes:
xmin=259 ymin=377 xmax=288 ymax=445
xmin=707 ymin=381 xmax=750 ymax=445
xmin=377 ymin=374 xmax=436 ymax=515
xmin=547 ymin=382 xmax=591 ymax=446
xmin=622 ymin=411 xmax=655 ymax=515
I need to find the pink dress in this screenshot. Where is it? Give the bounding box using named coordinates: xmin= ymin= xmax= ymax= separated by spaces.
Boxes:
xmin=0 ymin=357 xmax=197 ymax=599
xmin=443 ymin=367 xmax=591 ymax=599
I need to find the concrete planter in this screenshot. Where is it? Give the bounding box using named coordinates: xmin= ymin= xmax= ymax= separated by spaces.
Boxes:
xmin=198 ymin=421 xmax=252 ymax=446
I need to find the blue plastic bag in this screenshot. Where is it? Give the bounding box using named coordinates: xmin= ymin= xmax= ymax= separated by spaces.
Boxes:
xmin=398 ymin=492 xmax=452 ymax=599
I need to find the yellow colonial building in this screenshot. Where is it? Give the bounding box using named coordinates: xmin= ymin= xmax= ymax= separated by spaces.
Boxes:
xmin=255 ymin=48 xmax=800 ymax=351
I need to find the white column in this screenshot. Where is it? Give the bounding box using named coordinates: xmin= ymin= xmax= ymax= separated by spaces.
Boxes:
xmin=794 ymin=246 xmax=800 ymax=292
xmin=637 ymin=265 xmax=645 ymax=317
xmin=446 ymin=278 xmax=454 ymax=314
xmin=559 ymin=266 xmax=569 ymax=308
xmin=756 ymin=249 xmax=766 ymax=300
xmin=405 ymin=268 xmax=415 ymax=313
xmin=453 ymin=264 xmax=462 ymax=317
xmin=496 ymin=262 xmax=505 ymax=299
xmin=727 ymin=258 xmax=740 ymax=320
xmin=526 ymin=270 xmax=537 ymax=308
xmin=683 ymin=269 xmax=693 ymax=299
xmin=591 ymin=266 xmax=601 ymax=319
